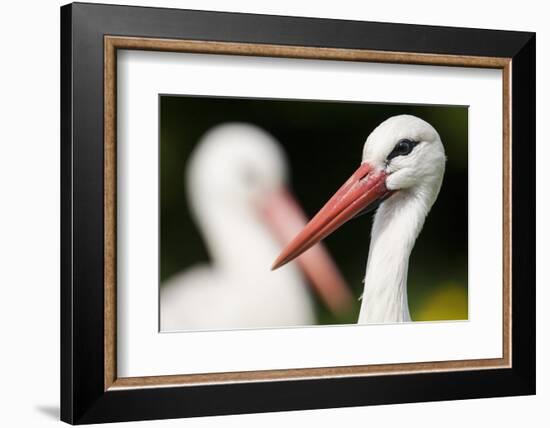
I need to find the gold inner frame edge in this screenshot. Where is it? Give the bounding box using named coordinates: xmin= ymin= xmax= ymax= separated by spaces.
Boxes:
xmin=104 ymin=35 xmax=512 ymax=391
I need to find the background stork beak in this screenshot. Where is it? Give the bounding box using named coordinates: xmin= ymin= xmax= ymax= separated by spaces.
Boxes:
xmin=262 ymin=188 xmax=354 ymax=314
xmin=272 ymin=163 xmax=390 ymax=271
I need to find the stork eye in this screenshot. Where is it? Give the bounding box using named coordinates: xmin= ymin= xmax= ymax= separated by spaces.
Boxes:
xmin=387 ymin=138 xmax=417 ymax=161
xmin=242 ymin=167 xmax=259 ymax=187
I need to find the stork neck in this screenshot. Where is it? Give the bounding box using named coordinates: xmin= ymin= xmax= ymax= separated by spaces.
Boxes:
xmin=193 ymin=201 xmax=279 ymax=277
xmin=358 ymin=190 xmax=428 ymax=323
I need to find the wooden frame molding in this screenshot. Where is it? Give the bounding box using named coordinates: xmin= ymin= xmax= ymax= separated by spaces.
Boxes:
xmin=104 ymin=35 xmax=513 ymax=391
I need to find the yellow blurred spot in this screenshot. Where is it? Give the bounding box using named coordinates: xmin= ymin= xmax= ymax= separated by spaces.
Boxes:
xmin=415 ymin=282 xmax=468 ymax=321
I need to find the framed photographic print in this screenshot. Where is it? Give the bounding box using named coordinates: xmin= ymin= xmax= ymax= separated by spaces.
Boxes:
xmin=60 ymin=2 xmax=536 ymax=424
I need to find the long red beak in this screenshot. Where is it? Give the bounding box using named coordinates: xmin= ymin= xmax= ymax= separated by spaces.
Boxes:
xmin=262 ymin=188 xmax=354 ymax=313
xmin=272 ymin=163 xmax=390 ymax=270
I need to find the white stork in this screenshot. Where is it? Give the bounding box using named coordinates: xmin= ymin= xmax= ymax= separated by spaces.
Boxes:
xmin=273 ymin=115 xmax=446 ymax=324
xmin=161 ymin=123 xmax=352 ymax=331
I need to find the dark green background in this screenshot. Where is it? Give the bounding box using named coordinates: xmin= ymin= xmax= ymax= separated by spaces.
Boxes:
xmin=160 ymin=95 xmax=468 ymax=324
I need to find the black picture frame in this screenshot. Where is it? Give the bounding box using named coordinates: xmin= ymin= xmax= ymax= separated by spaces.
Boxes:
xmin=61 ymin=2 xmax=535 ymax=424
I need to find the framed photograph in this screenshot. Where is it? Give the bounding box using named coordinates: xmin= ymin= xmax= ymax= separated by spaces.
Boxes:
xmin=60 ymin=2 xmax=535 ymax=424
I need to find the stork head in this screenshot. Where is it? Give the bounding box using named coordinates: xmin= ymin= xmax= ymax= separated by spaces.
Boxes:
xmin=187 ymin=123 xmax=287 ymax=210
xmin=187 ymin=123 xmax=353 ymax=313
xmin=363 ymin=115 xmax=446 ymax=194
xmin=272 ymin=115 xmax=446 ymax=269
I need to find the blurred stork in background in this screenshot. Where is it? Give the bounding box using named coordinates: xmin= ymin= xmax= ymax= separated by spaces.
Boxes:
xmin=161 ymin=123 xmax=352 ymax=331
xmin=273 ymin=115 xmax=446 ymax=324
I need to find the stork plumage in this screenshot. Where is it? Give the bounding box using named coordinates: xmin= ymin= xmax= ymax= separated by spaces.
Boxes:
xmin=161 ymin=123 xmax=352 ymax=331
xmin=273 ymin=115 xmax=446 ymax=324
